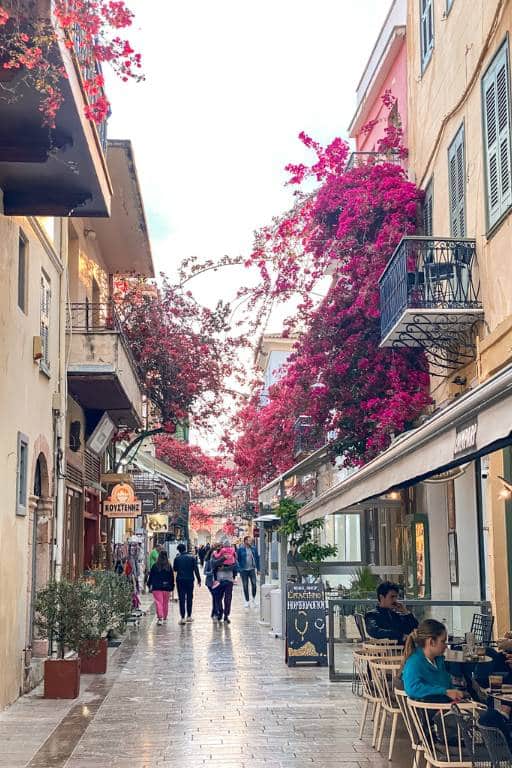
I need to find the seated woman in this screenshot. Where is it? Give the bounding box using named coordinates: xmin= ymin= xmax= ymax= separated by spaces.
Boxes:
xmin=402 ymin=619 xmax=465 ymax=703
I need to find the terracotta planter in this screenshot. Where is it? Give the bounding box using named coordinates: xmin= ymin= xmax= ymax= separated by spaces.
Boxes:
xmin=44 ymin=658 xmax=81 ymax=699
xmin=79 ymin=638 xmax=108 ymax=674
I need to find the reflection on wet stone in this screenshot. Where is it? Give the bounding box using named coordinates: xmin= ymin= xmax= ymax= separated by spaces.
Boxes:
xmin=1 ymin=589 xmax=413 ymax=767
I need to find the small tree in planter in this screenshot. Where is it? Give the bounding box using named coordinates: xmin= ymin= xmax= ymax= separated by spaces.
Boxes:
xmin=34 ymin=579 xmax=97 ymax=698
xmin=80 ymin=571 xmax=131 ymax=674
xmin=276 ymin=498 xmax=337 ymax=582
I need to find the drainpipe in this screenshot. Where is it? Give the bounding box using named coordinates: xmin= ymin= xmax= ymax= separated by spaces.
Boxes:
xmin=53 ymin=220 xmax=68 ymax=581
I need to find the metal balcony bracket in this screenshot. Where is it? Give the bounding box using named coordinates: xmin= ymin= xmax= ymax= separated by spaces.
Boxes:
xmin=391 ymin=312 xmax=481 ymax=372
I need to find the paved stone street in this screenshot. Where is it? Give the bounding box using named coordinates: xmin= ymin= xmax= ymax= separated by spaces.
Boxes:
xmin=0 ymin=588 xmax=412 ymax=768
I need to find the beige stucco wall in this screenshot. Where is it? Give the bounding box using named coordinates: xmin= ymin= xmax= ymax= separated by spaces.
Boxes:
xmin=407 ymin=0 xmax=512 ymax=627
xmin=0 ymin=214 xmax=64 ymax=710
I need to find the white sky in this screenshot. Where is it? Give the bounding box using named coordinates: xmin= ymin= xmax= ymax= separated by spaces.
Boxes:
xmin=106 ymin=0 xmax=392 ymax=311
xmin=105 ymin=0 xmax=392 ymax=447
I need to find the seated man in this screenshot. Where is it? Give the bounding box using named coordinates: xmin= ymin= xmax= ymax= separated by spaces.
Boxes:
xmin=365 ymin=581 xmax=418 ymax=643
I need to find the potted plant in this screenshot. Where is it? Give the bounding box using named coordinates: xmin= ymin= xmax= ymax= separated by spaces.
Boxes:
xmin=276 ymin=498 xmax=337 ymax=582
xmin=34 ymin=579 xmax=97 ymax=699
xmin=79 ymin=571 xmax=132 ymax=674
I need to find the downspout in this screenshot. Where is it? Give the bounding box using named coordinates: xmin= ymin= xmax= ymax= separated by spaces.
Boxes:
xmin=53 ymin=219 xmax=69 ymax=581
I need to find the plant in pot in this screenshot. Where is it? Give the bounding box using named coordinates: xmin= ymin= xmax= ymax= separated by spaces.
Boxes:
xmin=80 ymin=571 xmax=132 ymax=673
xmin=276 ymin=498 xmax=337 ymax=582
xmin=349 ymin=565 xmax=380 ymax=599
xmin=34 ymin=579 xmax=97 ymax=699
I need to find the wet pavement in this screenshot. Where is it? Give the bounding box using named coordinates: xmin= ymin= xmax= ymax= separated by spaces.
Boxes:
xmin=0 ymin=587 xmax=412 ymax=768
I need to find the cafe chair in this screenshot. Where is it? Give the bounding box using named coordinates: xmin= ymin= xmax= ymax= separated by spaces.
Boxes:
xmin=477 ymin=722 xmax=512 ymax=766
xmin=354 ymin=612 xmax=369 ymax=642
xmin=394 ymin=689 xmax=423 ymax=768
xmin=370 ymin=658 xmax=402 ymax=760
xmin=470 ymin=613 xmax=495 ymax=646
xmin=407 ymin=698 xmax=481 ymax=767
xmin=450 ymin=704 xmax=488 ymax=762
xmin=362 ymin=642 xmax=403 ymax=657
xmin=353 ymin=649 xmax=384 ymax=746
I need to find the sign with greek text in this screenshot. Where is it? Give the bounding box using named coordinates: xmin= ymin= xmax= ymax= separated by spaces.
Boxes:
xmin=454 ymin=419 xmax=478 ymax=456
xmin=286 ymin=582 xmax=327 ymax=667
xmin=102 ymin=483 xmax=142 ymax=518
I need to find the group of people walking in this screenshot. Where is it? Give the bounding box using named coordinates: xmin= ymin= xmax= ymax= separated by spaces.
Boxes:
xmin=147 ymin=536 xmax=260 ymax=626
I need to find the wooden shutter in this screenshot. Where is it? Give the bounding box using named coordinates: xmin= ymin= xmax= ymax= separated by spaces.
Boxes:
xmin=448 ymin=125 xmax=466 ymax=237
xmin=423 ymin=181 xmax=433 ymax=236
xmin=40 ymin=272 xmax=51 ymax=371
xmin=483 ymin=43 xmax=512 ymax=228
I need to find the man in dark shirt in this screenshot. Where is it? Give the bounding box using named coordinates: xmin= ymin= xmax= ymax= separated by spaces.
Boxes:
xmin=365 ymin=581 xmax=418 ymax=643
xmin=173 ymin=544 xmax=201 ymax=625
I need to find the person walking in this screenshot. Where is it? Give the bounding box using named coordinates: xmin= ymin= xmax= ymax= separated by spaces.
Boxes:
xmin=198 ymin=545 xmax=206 ymax=567
xmin=204 ymin=543 xmax=219 ymax=619
xmin=211 ymin=540 xmax=237 ymax=624
xmin=173 ymin=543 xmax=201 ymax=625
xmin=237 ymin=535 xmax=260 ymax=608
xmin=147 ymin=550 xmax=175 ymax=626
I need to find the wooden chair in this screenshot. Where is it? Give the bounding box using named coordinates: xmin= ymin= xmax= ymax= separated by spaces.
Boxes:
xmin=353 ymin=649 xmax=384 ymax=747
xmin=407 ymin=698 xmax=481 ymax=767
xmin=394 ymin=688 xmax=423 ymax=768
xmin=370 ymin=659 xmax=402 ymax=760
xmin=362 ymin=642 xmax=403 ymax=657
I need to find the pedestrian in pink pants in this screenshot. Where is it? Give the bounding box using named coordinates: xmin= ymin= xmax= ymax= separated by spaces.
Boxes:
xmin=147 ymin=550 xmax=175 ymax=625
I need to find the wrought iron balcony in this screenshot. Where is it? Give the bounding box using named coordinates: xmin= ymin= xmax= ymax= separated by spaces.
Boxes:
xmin=66 ymin=300 xmax=144 ymax=427
xmin=379 ymin=237 xmax=484 ymax=369
xmin=346 ymin=151 xmax=404 ymax=171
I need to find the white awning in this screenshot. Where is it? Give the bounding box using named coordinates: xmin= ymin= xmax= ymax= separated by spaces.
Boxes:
xmin=130 ymin=451 xmax=190 ymax=493
xmin=299 ymin=361 xmax=512 ymax=524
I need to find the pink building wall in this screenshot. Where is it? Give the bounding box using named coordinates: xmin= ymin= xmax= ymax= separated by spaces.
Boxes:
xmin=354 ymin=40 xmax=407 ymax=153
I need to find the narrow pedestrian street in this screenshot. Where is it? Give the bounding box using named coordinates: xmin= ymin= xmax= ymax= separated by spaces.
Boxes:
xmin=0 ymin=589 xmax=410 ymax=768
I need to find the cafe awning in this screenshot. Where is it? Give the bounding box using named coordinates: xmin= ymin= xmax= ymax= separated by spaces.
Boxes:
xmin=299 ymin=361 xmax=512 ymax=524
xmin=129 ymin=452 xmax=190 ymax=494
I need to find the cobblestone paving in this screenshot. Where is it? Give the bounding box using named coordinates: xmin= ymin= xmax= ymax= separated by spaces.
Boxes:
xmin=1 ymin=588 xmax=413 ymax=768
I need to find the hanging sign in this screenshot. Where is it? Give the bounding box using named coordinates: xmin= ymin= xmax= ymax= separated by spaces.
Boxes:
xmin=146 ymin=513 xmax=169 ymax=533
xmin=102 ymin=483 xmax=142 ymax=518
xmin=138 ymin=491 xmax=157 ymax=514
xmin=286 ymin=582 xmax=327 ymax=667
xmin=454 ymin=419 xmax=478 ymax=456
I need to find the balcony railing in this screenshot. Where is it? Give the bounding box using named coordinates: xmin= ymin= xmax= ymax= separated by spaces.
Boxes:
xmin=378 ymin=237 xmax=484 ymax=369
xmin=69 ymin=23 xmax=108 ymax=152
xmin=346 ymin=151 xmax=404 ymax=171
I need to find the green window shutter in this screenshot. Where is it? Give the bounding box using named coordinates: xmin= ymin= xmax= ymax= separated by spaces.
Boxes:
xmin=483 ymin=42 xmax=512 ymax=228
xmin=420 ymin=0 xmax=434 ymax=71
xmin=448 ymin=125 xmax=466 ymax=237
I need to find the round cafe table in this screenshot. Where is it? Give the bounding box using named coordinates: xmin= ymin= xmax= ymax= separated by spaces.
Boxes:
xmin=444 ymin=649 xmax=493 ymax=692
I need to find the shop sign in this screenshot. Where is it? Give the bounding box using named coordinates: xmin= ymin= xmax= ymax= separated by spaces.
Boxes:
xmin=103 ymin=483 xmax=142 ymax=518
xmin=138 ymin=491 xmax=157 ymax=514
xmin=87 ymin=412 xmax=116 ymax=457
xmin=286 ymin=582 xmax=327 ymax=667
xmin=454 ymin=419 xmax=478 ymax=456
xmin=146 ymin=513 xmax=169 ymax=533
xmin=101 ymin=473 xmax=132 ymax=485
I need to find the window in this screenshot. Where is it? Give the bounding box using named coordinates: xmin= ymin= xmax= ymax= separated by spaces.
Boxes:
xmin=420 ymin=0 xmax=434 ymax=72
xmin=40 ymin=272 xmax=51 ymax=374
xmin=16 ymin=432 xmax=29 ymax=516
xmin=448 ymin=125 xmax=466 ymax=236
xmin=423 ymin=179 xmax=434 ymax=235
xmin=17 ymin=232 xmax=27 ymax=312
xmin=483 ymin=41 xmax=512 ymax=230
xmin=323 ymin=513 xmax=362 ymax=562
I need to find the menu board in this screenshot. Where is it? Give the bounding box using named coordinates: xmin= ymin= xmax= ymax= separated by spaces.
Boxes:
xmin=286 ymin=582 xmax=328 ymax=667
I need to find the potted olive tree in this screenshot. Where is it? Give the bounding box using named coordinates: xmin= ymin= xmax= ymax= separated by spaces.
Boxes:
xmin=80 ymin=571 xmax=132 ymax=674
xmin=34 ymin=579 xmax=96 ymax=698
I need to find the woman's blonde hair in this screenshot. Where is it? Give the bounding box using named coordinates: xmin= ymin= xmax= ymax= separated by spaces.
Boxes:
xmin=401 ymin=619 xmax=446 ymax=669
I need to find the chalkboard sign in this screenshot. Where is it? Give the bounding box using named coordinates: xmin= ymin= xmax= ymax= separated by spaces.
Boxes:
xmin=286 ymin=582 xmax=327 ymax=667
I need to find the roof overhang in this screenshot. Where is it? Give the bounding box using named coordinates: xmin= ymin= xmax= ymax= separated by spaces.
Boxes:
xmin=130 ymin=451 xmax=190 ymax=493
xmin=299 ymin=361 xmax=512 ymax=524
xmin=91 ymin=140 xmax=154 ymax=277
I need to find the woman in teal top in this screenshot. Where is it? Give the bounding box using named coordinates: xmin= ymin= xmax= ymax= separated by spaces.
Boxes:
xmin=402 ymin=619 xmax=464 ymax=703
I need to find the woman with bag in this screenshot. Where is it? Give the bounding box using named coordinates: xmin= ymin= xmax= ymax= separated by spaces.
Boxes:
xmin=204 ymin=543 xmax=221 ymax=620
xmin=147 ymin=550 xmax=175 ymax=626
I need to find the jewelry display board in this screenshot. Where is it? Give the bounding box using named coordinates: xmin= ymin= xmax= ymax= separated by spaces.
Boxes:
xmin=286 ymin=582 xmax=328 ymax=667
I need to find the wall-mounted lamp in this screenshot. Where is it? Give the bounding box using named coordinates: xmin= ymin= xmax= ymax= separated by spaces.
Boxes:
xmin=497 ymin=475 xmax=512 ymax=500
xmin=84 ymin=228 xmax=97 ymax=240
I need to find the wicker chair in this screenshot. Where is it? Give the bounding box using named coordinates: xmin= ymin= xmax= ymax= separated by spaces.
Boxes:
xmin=477 ymin=722 xmax=512 ymax=766
xmin=354 ymin=649 xmax=387 ymax=746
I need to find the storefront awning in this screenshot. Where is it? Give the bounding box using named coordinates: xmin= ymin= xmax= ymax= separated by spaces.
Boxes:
xmin=130 ymin=452 xmax=190 ymax=494
xmin=299 ymin=361 xmax=512 ymax=524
